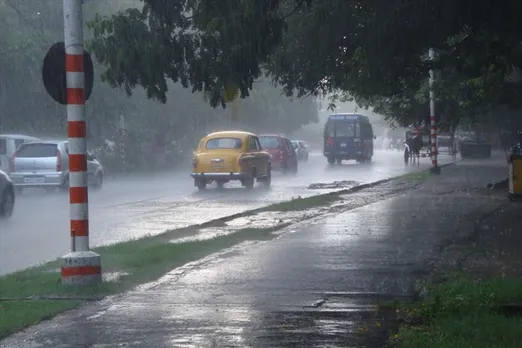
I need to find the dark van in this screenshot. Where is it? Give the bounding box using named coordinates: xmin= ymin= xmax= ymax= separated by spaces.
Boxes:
xmin=323 ymin=113 xmax=375 ymax=164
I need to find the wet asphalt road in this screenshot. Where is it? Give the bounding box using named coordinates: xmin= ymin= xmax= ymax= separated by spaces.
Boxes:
xmin=0 ymin=150 xmax=454 ymax=275
xmin=0 ymin=157 xmax=505 ymax=348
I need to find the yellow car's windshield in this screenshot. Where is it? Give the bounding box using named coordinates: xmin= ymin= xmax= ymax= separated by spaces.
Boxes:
xmin=206 ymin=137 xmax=242 ymax=150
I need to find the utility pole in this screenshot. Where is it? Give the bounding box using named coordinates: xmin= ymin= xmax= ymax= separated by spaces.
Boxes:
xmin=60 ymin=0 xmax=102 ymax=285
xmin=429 ymin=48 xmax=441 ymax=174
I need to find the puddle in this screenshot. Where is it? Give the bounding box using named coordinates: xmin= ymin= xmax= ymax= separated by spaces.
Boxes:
xmin=169 ymin=211 xmax=314 ymax=244
xmin=253 ymin=304 xmax=400 ymax=348
xmin=308 ymin=180 xmax=359 ymax=190
xmin=170 ymin=228 xmax=233 ymax=244
xmin=226 ymin=211 xmax=311 ymax=228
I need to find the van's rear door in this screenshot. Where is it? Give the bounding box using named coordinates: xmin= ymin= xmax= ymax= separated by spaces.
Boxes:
xmin=332 ymin=121 xmax=356 ymax=153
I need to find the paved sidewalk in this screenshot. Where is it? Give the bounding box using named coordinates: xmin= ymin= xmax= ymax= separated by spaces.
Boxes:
xmin=0 ymin=156 xmax=508 ymax=348
xmin=430 ymin=164 xmax=522 ymax=281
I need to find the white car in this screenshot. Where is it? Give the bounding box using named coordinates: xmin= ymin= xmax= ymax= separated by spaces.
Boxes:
xmin=0 ymin=134 xmax=40 ymax=174
xmin=10 ymin=140 xmax=104 ymax=192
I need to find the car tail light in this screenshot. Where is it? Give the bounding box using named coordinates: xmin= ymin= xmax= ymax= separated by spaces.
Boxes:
xmin=56 ymin=149 xmax=62 ymax=172
xmin=9 ymin=155 xmax=15 ymax=172
xmin=326 ymin=137 xmax=333 ymax=145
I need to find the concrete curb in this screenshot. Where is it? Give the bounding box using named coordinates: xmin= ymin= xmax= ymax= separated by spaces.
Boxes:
xmin=198 ymin=161 xmax=457 ymax=228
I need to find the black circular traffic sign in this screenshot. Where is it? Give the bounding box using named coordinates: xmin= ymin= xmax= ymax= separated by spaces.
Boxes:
xmin=42 ymin=42 xmax=94 ymax=105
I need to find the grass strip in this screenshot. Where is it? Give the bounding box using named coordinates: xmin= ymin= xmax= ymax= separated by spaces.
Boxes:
xmin=0 ymin=225 xmax=284 ymax=339
xmin=390 ymin=277 xmax=522 ymax=348
xmin=262 ymin=193 xmax=341 ymax=212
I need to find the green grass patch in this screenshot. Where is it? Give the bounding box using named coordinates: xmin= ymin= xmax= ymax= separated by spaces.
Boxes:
xmin=0 ymin=225 xmax=284 ymax=339
xmin=391 ymin=277 xmax=522 ymax=348
xmin=262 ymin=193 xmax=341 ymax=212
xmin=0 ymin=300 xmax=80 ymax=337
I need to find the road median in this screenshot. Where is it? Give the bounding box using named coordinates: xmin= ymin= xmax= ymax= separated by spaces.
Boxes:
xmin=202 ymin=162 xmax=455 ymax=226
xmin=0 ymin=164 xmax=451 ymax=339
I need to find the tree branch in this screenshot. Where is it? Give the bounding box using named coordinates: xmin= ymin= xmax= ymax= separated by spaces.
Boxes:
xmin=282 ymin=0 xmax=308 ymax=19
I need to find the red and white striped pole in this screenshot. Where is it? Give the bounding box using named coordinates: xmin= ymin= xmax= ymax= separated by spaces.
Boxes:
xmin=429 ymin=48 xmax=440 ymax=174
xmin=61 ymin=0 xmax=102 ymax=285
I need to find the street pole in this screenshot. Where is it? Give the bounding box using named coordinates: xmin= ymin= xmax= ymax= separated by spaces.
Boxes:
xmin=429 ymin=48 xmax=441 ymax=174
xmin=61 ymin=0 xmax=102 ymax=285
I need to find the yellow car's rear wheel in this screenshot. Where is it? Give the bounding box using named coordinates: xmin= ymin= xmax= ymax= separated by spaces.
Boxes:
xmin=196 ymin=179 xmax=207 ymax=190
xmin=243 ymin=176 xmax=254 ymax=189
xmin=259 ymin=167 xmax=271 ymax=188
xmin=243 ymin=168 xmax=255 ymax=189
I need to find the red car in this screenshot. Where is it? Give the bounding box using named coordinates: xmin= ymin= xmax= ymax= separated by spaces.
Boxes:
xmin=258 ymin=134 xmax=298 ymax=173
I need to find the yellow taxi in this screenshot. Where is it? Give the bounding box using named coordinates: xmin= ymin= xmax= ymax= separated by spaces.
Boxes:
xmin=191 ymin=131 xmax=271 ymax=190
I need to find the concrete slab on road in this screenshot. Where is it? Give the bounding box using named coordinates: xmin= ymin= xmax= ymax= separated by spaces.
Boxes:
xmin=0 ymin=150 xmax=455 ymax=275
xmin=0 ymin=155 xmax=505 ymax=348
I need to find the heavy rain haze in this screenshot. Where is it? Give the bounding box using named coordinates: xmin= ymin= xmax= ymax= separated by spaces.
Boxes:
xmin=0 ymin=1 xmax=423 ymax=276
xmin=1 ymin=1 xmax=522 ymax=347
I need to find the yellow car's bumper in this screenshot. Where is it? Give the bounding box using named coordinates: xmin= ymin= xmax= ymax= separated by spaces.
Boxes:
xmin=191 ymin=172 xmax=245 ymax=181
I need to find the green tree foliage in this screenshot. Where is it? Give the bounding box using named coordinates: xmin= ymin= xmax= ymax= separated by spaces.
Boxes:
xmin=88 ymin=0 xmax=287 ymax=107
xmin=89 ymin=0 xmax=522 ymax=128
xmin=0 ymin=0 xmax=317 ymax=170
